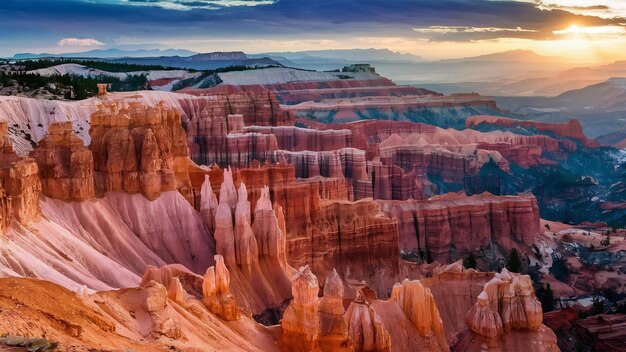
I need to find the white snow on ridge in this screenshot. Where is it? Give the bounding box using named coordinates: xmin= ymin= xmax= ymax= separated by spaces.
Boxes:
xmin=217 ymin=67 xmax=381 ymax=85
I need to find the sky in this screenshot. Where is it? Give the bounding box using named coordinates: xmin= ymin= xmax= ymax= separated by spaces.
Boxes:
xmin=1 ymin=0 xmax=625 ymax=62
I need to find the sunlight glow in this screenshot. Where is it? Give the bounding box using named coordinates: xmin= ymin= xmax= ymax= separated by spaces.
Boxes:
xmin=553 ymin=25 xmax=626 ymax=36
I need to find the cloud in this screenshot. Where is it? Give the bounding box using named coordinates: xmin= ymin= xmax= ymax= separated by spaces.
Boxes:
xmin=414 ymin=26 xmax=538 ymax=34
xmin=123 ymin=0 xmax=275 ymax=10
xmin=0 ymin=0 xmax=625 ymax=56
xmin=57 ymin=38 xmax=105 ymax=46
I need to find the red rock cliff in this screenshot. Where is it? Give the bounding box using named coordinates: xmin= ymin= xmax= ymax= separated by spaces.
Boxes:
xmin=379 ymin=192 xmax=540 ymax=263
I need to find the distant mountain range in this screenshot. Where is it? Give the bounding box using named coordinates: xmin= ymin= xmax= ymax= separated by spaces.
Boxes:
xmin=440 ymin=49 xmax=568 ymax=64
xmin=11 ymin=48 xmax=198 ymax=60
xmin=419 ymin=60 xmax=626 ymax=97
xmin=253 ymin=48 xmax=425 ymax=63
xmin=494 ymin=77 xmax=626 ymax=145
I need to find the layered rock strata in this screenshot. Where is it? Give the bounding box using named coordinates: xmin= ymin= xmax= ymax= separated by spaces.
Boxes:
xmin=0 ymin=122 xmax=41 ymax=234
xmin=90 ymin=100 xmax=193 ymax=201
xmin=379 ymin=192 xmax=540 ymax=263
xmin=30 ymin=122 xmax=94 ymax=201
xmin=280 ymin=266 xmax=322 ymax=351
xmin=200 ymin=174 xmax=293 ymax=314
xmin=456 ymin=269 xmax=558 ymax=351
xmin=345 ymin=289 xmax=392 ymax=352
xmin=202 ymin=254 xmax=240 ymax=321
xmin=466 ymin=115 xmax=599 ymax=147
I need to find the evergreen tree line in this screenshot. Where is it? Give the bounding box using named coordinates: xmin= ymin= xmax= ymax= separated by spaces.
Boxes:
xmin=15 ymin=58 xmax=177 ymax=72
xmin=0 ymin=71 xmax=149 ymax=100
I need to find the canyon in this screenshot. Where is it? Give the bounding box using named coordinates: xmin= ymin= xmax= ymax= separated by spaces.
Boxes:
xmin=0 ymin=64 xmax=621 ymax=351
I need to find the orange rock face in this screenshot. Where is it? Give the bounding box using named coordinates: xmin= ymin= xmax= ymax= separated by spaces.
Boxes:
xmin=379 ymin=192 xmax=541 ymax=263
xmin=318 ymin=269 xmax=353 ymax=351
xmin=345 ymin=289 xmax=392 ymax=352
xmin=199 ymin=173 xmax=293 ymax=315
xmin=90 ymin=100 xmax=192 ymax=201
xmin=291 ymin=199 xmax=400 ymax=298
xmin=202 ymin=254 xmax=240 ymax=321
xmin=0 ymin=122 xmax=41 ymax=234
xmin=30 ymin=122 xmax=95 ymax=201
xmin=281 ymin=266 xmax=322 ymax=351
xmin=456 ymin=269 xmax=558 ymax=351
xmin=189 ymin=162 xmax=398 ymax=297
xmin=388 ymin=280 xmax=447 ymax=350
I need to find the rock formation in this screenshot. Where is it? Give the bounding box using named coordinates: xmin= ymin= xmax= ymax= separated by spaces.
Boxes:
xmin=202 ymin=254 xmax=240 ymax=321
xmin=291 ymin=198 xmax=400 ymax=297
xmin=89 ymin=100 xmax=192 ymax=201
xmin=345 ymin=289 xmax=392 ymax=352
xmin=141 ymin=264 xmax=204 ymax=297
xmin=0 ymin=122 xmax=41 ymax=234
xmin=379 ymin=192 xmax=541 ymax=263
xmin=283 ymin=93 xmax=499 ymax=126
xmin=199 ymin=174 xmax=293 ymax=315
xmin=456 ymin=269 xmax=557 ymax=351
xmin=318 ymin=269 xmax=353 ymax=351
xmin=466 ymin=115 xmax=599 ymax=147
xmin=281 ymin=266 xmax=321 ymax=351
xmin=388 ymin=280 xmax=448 ymax=350
xmin=30 ymin=122 xmax=94 ymax=201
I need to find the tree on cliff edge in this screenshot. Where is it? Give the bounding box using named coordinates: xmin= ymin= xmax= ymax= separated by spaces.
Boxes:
xmin=464 ymin=253 xmax=477 ymax=269
xmin=506 ymin=248 xmax=522 ymax=273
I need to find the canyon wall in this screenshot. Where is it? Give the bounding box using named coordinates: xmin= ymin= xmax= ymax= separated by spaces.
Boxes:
xmin=379 ymin=192 xmax=541 ymax=263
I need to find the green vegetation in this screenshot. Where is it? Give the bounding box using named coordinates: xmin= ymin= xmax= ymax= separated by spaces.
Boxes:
xmin=16 ymin=58 xmax=177 ymax=72
xmin=171 ymin=65 xmax=271 ymax=91
xmin=549 ymin=257 xmax=571 ymax=282
xmin=536 ymin=283 xmax=555 ymax=312
xmin=0 ymin=71 xmax=148 ymax=100
xmin=463 ymin=252 xmax=477 ymax=269
xmin=505 ymin=248 xmax=523 ymax=273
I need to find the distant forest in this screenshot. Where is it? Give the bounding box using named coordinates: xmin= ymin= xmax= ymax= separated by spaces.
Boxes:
xmin=0 ymin=71 xmax=149 ymax=100
xmin=0 ymin=58 xmax=274 ymax=98
xmin=14 ymin=58 xmax=178 ymax=72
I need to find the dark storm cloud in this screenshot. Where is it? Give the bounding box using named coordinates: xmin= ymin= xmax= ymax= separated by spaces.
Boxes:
xmin=0 ymin=0 xmax=623 ymax=46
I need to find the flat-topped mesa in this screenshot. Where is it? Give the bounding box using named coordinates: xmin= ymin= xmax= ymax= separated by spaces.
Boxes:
xmin=281 ymin=266 xmax=321 ymax=351
xmin=0 ymin=122 xmax=41 ymax=234
xmin=181 ymin=87 xmax=292 ymax=126
xmin=89 ymin=100 xmax=193 ymax=201
xmin=345 ymin=289 xmax=392 ymax=352
xmin=30 ymin=122 xmax=95 ymax=201
xmin=379 ymin=192 xmax=541 ymax=263
xmin=245 ymin=126 xmax=353 ymax=152
xmin=466 ymin=115 xmax=599 ymax=148
xmin=202 ymin=255 xmax=240 ymax=321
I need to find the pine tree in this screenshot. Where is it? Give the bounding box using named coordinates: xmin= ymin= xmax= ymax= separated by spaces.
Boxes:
xmin=506 ymin=248 xmax=523 ymax=273
xmin=537 ymin=283 xmax=555 ymax=312
xmin=463 ymin=252 xmax=477 ymax=269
